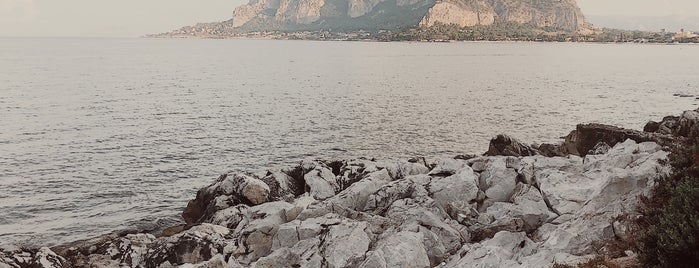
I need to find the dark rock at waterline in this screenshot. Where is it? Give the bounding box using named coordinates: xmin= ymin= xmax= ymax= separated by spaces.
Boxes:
xmin=644 ymin=109 xmax=699 ymax=137
xmin=535 ymin=143 xmax=569 ymax=157
xmin=588 ymin=142 xmax=612 ymax=155
xmin=644 ymin=116 xmax=679 ymax=135
xmin=485 ymin=134 xmax=539 ymax=157
xmin=563 ymin=123 xmax=675 ymax=156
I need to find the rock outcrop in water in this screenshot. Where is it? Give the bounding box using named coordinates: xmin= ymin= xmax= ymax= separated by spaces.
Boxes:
xmin=4 ymin=108 xmax=697 ymax=268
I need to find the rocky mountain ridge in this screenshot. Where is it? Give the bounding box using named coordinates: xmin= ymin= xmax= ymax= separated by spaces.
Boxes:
xmin=220 ymin=0 xmax=592 ymax=32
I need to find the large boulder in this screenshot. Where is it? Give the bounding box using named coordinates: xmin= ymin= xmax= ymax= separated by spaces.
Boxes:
xmin=644 ymin=108 xmax=699 ymax=137
xmin=563 ymin=123 xmax=675 ymax=156
xmin=183 ymin=173 xmax=274 ymax=225
xmin=370 ymin=232 xmax=431 ymax=268
xmin=428 ymin=166 xmax=480 ymax=215
xmin=485 ymin=134 xmax=538 ymax=157
xmin=0 ymin=247 xmax=70 ymax=268
xmin=444 ymin=231 xmax=536 ymax=268
xmin=258 ymin=215 xmax=371 ymax=268
xmin=477 ymin=158 xmax=518 ymax=209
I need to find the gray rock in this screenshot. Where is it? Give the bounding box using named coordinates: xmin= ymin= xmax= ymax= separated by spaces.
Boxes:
xmin=588 ymin=142 xmax=611 ymax=155
xmin=375 ymin=232 xmax=431 ymax=268
xmin=304 ymin=166 xmax=339 ymax=200
xmin=428 ymin=158 xmax=468 ymax=176
xmin=445 ymin=231 xmax=536 ymax=268
xmin=485 ymin=134 xmax=538 ymax=157
xmin=484 ymin=183 xmax=555 ymax=233
xmin=145 ymin=224 xmax=230 ymax=267
xmin=14 ymin=131 xmax=672 ymax=268
xmin=383 ymin=160 xmax=430 ymax=180
xmin=428 ymin=167 xmax=480 ymax=216
xmin=359 ymin=251 xmax=387 ymax=268
xmin=477 ymin=158 xmax=518 ymax=209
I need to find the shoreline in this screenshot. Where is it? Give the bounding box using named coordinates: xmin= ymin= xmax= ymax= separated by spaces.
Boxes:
xmin=143 ymin=34 xmax=699 ymax=44
xmin=2 ymin=108 xmax=697 ymax=267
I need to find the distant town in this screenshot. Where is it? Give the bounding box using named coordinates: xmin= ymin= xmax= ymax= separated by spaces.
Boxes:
xmin=149 ymin=23 xmax=699 ymax=43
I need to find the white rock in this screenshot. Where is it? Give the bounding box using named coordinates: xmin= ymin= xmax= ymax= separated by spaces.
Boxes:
xmin=428 ymin=158 xmax=468 ymax=176
xmin=322 ymin=222 xmax=371 ymax=268
xmin=376 ymin=232 xmax=431 ymax=268
xmin=304 ymin=167 xmax=338 ymax=200
xmin=429 ymin=166 xmax=480 ymax=215
xmin=445 ymin=231 xmax=535 ymax=268
xmin=478 ymin=158 xmax=518 ymax=208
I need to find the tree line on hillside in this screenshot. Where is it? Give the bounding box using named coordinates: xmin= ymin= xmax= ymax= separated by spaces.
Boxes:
xmin=375 ymin=22 xmax=699 ymax=43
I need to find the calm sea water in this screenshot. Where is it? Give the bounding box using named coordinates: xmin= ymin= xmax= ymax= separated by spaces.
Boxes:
xmin=0 ymin=38 xmax=697 ymax=247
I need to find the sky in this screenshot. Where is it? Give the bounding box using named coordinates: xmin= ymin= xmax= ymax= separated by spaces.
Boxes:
xmin=0 ymin=0 xmax=698 ymax=37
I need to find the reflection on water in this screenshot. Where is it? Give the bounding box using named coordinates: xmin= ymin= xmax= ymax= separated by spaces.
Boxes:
xmin=0 ymin=38 xmax=697 ymax=246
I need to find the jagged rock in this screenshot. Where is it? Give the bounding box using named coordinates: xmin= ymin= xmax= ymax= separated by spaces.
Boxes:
xmin=260 ymin=215 xmax=371 ymax=268
xmin=477 ymin=158 xmax=518 ymax=209
xmin=145 ymin=224 xmax=230 ymax=267
xmin=678 ymin=109 xmax=699 ymax=136
xmin=588 ymin=142 xmax=612 ymax=155
xmin=645 ymin=109 xmax=699 ymax=137
xmin=644 ymin=116 xmax=679 ymax=135
xmin=183 ymin=172 xmax=272 ymax=225
xmin=536 ymin=142 xmax=569 ymax=157
xmin=231 ymin=202 xmax=295 ymax=264
xmin=185 ymin=254 xmax=229 ymax=268
xmin=563 ymin=123 xmax=674 ymax=156
xmin=373 ymin=232 xmax=431 ymax=268
xmin=0 ymin=247 xmax=70 ymax=268
xmin=322 ymin=221 xmax=371 ymax=268
xmin=382 ymin=160 xmax=430 ymax=180
xmin=293 ymin=170 xmax=393 ymax=220
xmin=428 ymin=158 xmax=468 ymax=176
xmin=7 ymin=118 xmax=677 ymax=268
xmin=484 ymin=183 xmax=556 ymax=233
xmin=445 ymin=231 xmax=536 ymax=268
xmin=385 ymin=200 xmax=468 ymax=264
xmin=363 ymin=174 xmax=432 ymax=214
xmin=428 ymin=167 xmax=480 ymax=216
xmin=358 ymin=251 xmax=386 ymax=268
xmin=259 ymin=171 xmax=305 ymax=201
xmin=304 ymin=166 xmax=339 ymax=200
xmin=485 ymin=134 xmax=539 ymax=157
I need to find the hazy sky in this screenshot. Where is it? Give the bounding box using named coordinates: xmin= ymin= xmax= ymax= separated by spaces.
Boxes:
xmin=1 ymin=0 xmax=698 ymax=37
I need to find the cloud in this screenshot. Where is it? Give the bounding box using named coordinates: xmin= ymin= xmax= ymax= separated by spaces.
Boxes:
xmin=0 ymin=0 xmax=37 ymax=23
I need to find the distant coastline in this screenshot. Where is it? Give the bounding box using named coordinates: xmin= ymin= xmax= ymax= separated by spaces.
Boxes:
xmin=147 ymin=25 xmax=699 ymax=44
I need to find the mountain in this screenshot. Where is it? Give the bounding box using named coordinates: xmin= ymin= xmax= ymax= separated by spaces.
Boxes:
xmin=226 ymin=0 xmax=593 ymax=32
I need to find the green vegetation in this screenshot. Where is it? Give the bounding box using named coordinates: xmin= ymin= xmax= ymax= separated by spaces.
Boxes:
xmin=375 ymin=22 xmax=696 ymax=43
xmin=637 ymin=127 xmax=699 ymax=267
xmin=379 ymin=22 xmax=585 ymax=42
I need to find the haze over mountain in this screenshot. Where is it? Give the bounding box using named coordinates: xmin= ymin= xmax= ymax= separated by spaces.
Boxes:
xmin=218 ymin=0 xmax=593 ymax=33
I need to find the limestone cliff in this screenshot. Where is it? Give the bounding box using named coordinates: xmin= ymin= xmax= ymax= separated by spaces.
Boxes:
xmin=419 ymin=0 xmax=496 ymax=28
xmin=420 ymin=0 xmax=591 ymax=31
xmin=228 ymin=0 xmax=591 ymax=32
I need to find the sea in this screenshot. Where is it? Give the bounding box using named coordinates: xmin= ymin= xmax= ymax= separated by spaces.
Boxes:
xmin=0 ymin=38 xmax=697 ymax=247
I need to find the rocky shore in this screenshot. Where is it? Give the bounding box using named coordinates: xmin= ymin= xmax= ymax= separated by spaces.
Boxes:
xmin=2 ymin=108 xmax=698 ymax=268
